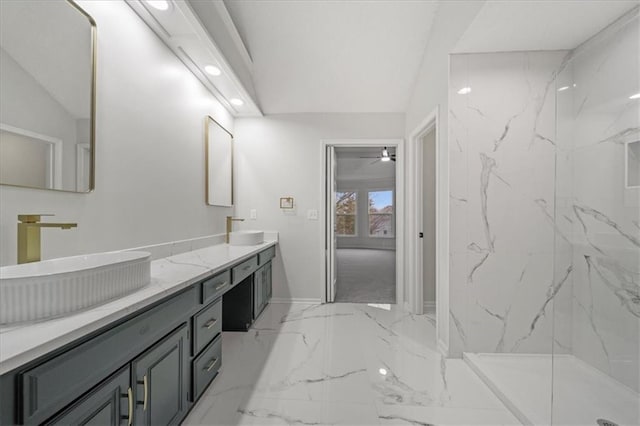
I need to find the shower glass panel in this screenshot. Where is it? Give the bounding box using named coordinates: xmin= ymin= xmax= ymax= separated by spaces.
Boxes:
xmin=552 ymin=8 xmax=640 ymax=425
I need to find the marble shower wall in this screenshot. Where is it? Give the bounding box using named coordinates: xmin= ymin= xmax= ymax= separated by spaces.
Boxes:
xmin=448 ymin=50 xmax=571 ymax=357
xmin=555 ymin=10 xmax=640 ymax=392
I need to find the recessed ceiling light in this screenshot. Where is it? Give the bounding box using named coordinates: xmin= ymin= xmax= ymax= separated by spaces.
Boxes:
xmin=230 ymin=98 xmax=244 ymax=106
xmin=204 ymin=65 xmax=221 ymax=76
xmin=557 ymin=86 xmax=570 ymax=92
xmin=146 ymin=0 xmax=170 ymax=11
xmin=630 ymin=93 xmax=640 ymax=100
xmin=379 ymin=368 xmax=388 ymax=376
xmin=457 ymin=87 xmax=471 ymax=95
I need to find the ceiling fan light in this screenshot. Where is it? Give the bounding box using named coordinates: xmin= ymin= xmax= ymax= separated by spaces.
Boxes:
xmin=381 ymin=157 xmax=391 ymax=162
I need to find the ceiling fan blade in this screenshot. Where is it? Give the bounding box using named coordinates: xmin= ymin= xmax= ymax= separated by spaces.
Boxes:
xmin=369 ymin=159 xmax=380 ymax=165
xmin=359 ymin=156 xmax=380 ymax=159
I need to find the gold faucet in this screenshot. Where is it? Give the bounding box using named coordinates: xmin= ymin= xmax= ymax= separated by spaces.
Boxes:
xmin=226 ymin=216 xmax=244 ymax=243
xmin=17 ymin=214 xmax=78 ymax=264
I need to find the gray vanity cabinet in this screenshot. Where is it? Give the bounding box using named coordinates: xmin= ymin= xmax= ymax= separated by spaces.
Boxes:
xmin=45 ymin=367 xmax=130 ymax=426
xmin=132 ymin=324 xmax=189 ymax=426
xmin=253 ymin=261 xmax=272 ymax=319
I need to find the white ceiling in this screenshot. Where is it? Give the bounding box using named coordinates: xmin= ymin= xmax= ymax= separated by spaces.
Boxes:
xmin=336 ymin=147 xmax=396 ymax=181
xmin=454 ymin=1 xmax=639 ymax=53
xmin=224 ymin=0 xmax=438 ymax=114
xmin=0 ymin=1 xmax=93 ymax=119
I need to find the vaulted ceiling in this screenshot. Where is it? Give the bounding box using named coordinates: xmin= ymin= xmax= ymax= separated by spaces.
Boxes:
xmin=223 ymin=0 xmax=439 ymax=114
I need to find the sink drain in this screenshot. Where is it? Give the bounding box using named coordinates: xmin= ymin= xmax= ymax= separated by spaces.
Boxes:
xmin=597 ymin=419 xmax=618 ymax=426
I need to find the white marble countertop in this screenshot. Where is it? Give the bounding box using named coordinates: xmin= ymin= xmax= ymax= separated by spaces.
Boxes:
xmin=0 ymin=239 xmax=277 ymax=375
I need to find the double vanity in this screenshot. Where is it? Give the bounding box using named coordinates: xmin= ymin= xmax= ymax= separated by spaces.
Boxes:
xmin=0 ymin=237 xmax=277 ymax=425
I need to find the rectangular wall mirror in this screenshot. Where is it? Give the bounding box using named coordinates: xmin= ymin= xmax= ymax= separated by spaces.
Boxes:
xmin=205 ymin=116 xmax=233 ymax=206
xmin=0 ymin=0 xmax=96 ymax=193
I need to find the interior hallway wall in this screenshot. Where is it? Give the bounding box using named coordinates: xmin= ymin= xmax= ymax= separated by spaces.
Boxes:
xmin=448 ymin=50 xmax=569 ymax=357
xmin=0 ymin=1 xmax=233 ymax=265
xmin=233 ymin=113 xmax=404 ymax=302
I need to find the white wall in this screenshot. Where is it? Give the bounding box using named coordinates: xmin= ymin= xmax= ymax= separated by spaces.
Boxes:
xmin=0 ymin=1 xmax=233 ymax=266
xmin=403 ymin=0 xmax=484 ymax=347
xmin=233 ymin=114 xmax=404 ymax=301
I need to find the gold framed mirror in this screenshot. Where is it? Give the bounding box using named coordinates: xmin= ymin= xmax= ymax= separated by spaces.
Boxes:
xmin=205 ymin=116 xmax=233 ymax=206
xmin=0 ymin=0 xmax=96 ymax=193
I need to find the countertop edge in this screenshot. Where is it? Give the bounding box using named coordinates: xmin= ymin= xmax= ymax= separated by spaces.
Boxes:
xmin=0 ymin=240 xmax=277 ymax=375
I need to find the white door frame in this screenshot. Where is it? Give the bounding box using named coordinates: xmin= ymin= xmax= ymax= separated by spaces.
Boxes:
xmin=406 ymin=107 xmax=449 ymax=356
xmin=321 ymin=139 xmax=404 ymax=305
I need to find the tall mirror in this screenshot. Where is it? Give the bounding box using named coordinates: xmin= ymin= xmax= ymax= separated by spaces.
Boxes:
xmin=205 ymin=116 xmax=233 ymax=207
xmin=0 ymin=0 xmax=96 ymax=193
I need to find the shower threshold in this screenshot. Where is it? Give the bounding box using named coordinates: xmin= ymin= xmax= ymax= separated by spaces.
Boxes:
xmin=464 ymin=353 xmax=639 ymax=426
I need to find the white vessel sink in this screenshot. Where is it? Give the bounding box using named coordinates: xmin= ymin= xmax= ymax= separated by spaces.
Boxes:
xmin=229 ymin=230 xmax=264 ymax=246
xmin=0 ymin=251 xmax=151 ymax=324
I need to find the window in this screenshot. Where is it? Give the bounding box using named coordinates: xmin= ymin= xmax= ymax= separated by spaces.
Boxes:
xmin=336 ymin=191 xmax=357 ymax=236
xmin=369 ymin=190 xmax=394 ymax=237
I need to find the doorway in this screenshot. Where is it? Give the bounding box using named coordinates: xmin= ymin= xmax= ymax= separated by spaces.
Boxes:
xmin=420 ymin=129 xmax=436 ymax=317
xmin=323 ymin=140 xmax=404 ymax=305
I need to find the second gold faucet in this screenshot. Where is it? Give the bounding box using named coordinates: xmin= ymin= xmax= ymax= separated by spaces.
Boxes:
xmin=226 ymin=216 xmax=244 ymax=243
xmin=17 ymin=214 xmax=78 ymax=264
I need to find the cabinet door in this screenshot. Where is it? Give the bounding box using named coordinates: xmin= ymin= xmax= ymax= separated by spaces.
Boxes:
xmin=253 ymin=265 xmax=264 ymax=319
xmin=45 ymin=367 xmax=131 ymax=426
xmin=132 ymin=324 xmax=189 ymax=426
xmin=266 ymin=261 xmax=272 ymax=300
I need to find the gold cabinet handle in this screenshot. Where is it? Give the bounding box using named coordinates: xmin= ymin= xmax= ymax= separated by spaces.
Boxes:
xmin=215 ymin=281 xmax=228 ymax=291
xmin=127 ymin=387 xmax=133 ymax=426
xmin=242 ymin=265 xmax=252 ymax=271
xmin=143 ymin=375 xmax=148 ymax=411
xmin=204 ymin=318 xmax=218 ymax=329
xmin=204 ymin=358 xmax=218 ymax=372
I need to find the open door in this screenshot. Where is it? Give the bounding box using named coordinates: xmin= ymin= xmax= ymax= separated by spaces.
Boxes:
xmin=326 ymin=146 xmax=337 ymax=302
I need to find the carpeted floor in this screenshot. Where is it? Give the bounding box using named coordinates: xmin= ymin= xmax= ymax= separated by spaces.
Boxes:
xmin=335 ymin=248 xmax=396 ymax=303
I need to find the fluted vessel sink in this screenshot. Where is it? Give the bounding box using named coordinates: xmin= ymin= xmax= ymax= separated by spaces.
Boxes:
xmin=229 ymin=230 xmax=264 ymax=246
xmin=0 ymin=251 xmax=151 ymax=324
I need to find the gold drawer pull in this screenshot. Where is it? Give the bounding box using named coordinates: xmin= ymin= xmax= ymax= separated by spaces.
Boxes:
xmin=127 ymin=387 xmax=133 ymax=426
xmin=242 ymin=265 xmax=252 ymax=271
xmin=215 ymin=281 xmax=228 ymax=291
xmin=204 ymin=318 xmax=218 ymax=329
xmin=143 ymin=375 xmax=148 ymax=411
xmin=204 ymin=358 xmax=219 ymax=372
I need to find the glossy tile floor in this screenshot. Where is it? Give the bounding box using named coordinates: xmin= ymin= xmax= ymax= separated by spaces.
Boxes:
xmin=184 ymin=303 xmax=520 ymax=425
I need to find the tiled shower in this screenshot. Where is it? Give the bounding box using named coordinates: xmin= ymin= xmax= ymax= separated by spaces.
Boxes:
xmin=448 ymin=7 xmax=639 ymax=425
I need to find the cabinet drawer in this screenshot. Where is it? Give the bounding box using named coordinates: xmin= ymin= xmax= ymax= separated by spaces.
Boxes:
xmin=202 ymin=270 xmax=231 ymax=305
xmin=192 ymin=334 xmax=222 ymax=402
xmin=44 ymin=366 xmax=130 ymax=426
xmin=258 ymin=246 xmax=276 ymax=265
xmin=231 ymin=256 xmax=258 ymax=285
xmin=21 ymin=286 xmax=197 ymax=425
xmin=193 ymin=298 xmax=222 ymax=356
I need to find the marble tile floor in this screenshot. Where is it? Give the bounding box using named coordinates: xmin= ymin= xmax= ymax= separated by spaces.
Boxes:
xmin=183 ymin=303 xmax=520 ymax=425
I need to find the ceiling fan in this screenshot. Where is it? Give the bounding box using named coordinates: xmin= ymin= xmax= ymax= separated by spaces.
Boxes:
xmin=359 ymin=147 xmax=396 ymax=163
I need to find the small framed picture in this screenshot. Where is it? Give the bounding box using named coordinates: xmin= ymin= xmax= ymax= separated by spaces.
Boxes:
xmin=280 ymin=197 xmax=294 ymax=209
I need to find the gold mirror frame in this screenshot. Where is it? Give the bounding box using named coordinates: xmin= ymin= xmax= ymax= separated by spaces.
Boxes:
xmin=0 ymin=0 xmax=97 ymax=193
xmin=205 ymin=116 xmax=234 ymax=206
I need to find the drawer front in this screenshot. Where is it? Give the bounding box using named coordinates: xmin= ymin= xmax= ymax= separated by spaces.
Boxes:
xmin=202 ymin=270 xmax=231 ymax=305
xmin=193 ymin=298 xmax=222 ymax=355
xmin=231 ymin=256 xmax=258 ymax=285
xmin=192 ymin=334 xmax=222 ymax=402
xmin=258 ymin=246 xmax=276 ymax=265
xmin=21 ymin=286 xmax=197 ymax=425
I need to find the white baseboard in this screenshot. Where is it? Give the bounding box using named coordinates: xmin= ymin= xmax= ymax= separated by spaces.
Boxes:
xmin=270 ymin=298 xmax=322 ymax=304
xmin=423 ymin=301 xmax=436 ymax=310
